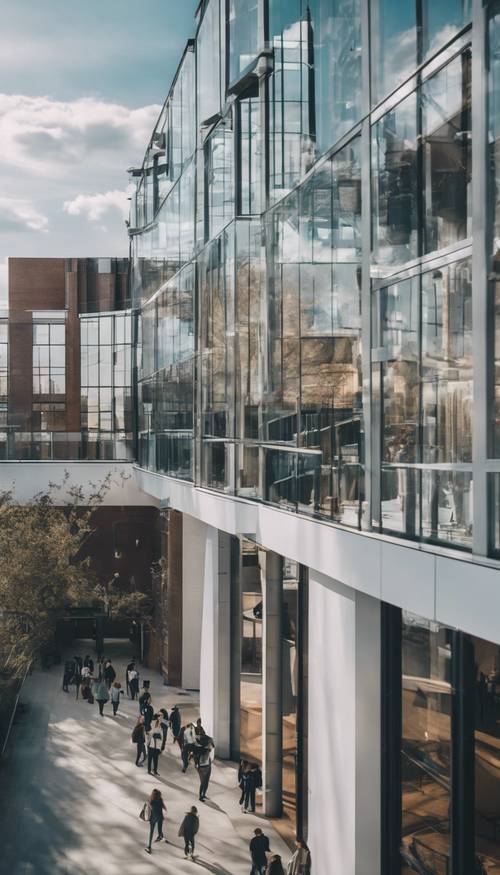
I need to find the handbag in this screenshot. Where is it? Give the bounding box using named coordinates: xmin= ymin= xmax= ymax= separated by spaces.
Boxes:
xmin=139 ymin=802 xmax=151 ymax=821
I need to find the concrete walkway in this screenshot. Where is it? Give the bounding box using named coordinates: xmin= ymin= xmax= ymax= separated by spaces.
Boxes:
xmin=0 ymin=639 xmax=290 ymax=875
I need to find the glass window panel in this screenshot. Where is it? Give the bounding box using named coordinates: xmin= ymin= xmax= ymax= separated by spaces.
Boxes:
xmin=99 ymin=316 xmax=113 ymax=346
xmin=401 ymin=613 xmax=452 ymax=875
xmin=49 ymin=345 xmax=65 ymax=369
xmin=422 ymin=51 xmax=472 ymax=254
xmin=472 ymin=632 xmax=500 ymax=871
xmin=240 ymin=538 xmax=263 ymax=772
xmin=371 ymin=0 xmax=471 ymax=106
xmin=372 ymin=93 xmax=418 ymax=266
xmin=33 ymin=324 xmax=49 ymax=344
xmin=239 ymin=92 xmax=261 ymax=216
xmin=229 ymin=0 xmax=259 ymax=82
xmin=50 ymin=323 xmax=65 ymax=345
xmin=197 ymin=0 xmax=223 ymax=124
xmin=421 ymin=261 xmax=472 ymax=463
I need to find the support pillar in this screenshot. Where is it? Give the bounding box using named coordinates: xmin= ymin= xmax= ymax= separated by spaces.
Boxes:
xmin=262 ymin=550 xmax=282 ymax=817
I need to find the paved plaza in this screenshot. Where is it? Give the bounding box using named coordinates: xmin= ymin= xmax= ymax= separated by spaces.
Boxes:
xmin=0 ymin=640 xmax=289 ymax=875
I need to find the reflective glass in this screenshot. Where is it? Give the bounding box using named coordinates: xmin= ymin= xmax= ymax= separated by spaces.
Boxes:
xmin=371 ymin=0 xmax=471 ymax=106
xmin=240 ymin=538 xmax=263 ymax=771
xmin=239 ymin=92 xmax=261 ymax=215
xmin=206 ymin=118 xmax=234 ymax=240
xmin=372 ymin=93 xmax=418 ymax=267
xmin=472 ymin=632 xmax=500 ymax=871
xmin=489 ymin=8 xmax=500 ymax=456
xmin=228 ymin=0 xmax=259 ymax=82
xmin=422 ymin=52 xmax=471 ymax=253
xmin=197 ymin=0 xmax=224 ymax=124
xmin=401 ymin=613 xmax=452 ymax=874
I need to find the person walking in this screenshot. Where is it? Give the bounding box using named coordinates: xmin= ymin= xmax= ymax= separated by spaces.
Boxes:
xmin=104 ymin=660 xmax=116 ymax=689
xmin=73 ymin=660 xmax=82 ymax=700
xmin=129 ymin=667 xmax=140 ymax=700
xmin=194 ymin=717 xmax=205 ymax=741
xmin=181 ymin=722 xmax=197 ymax=773
xmin=238 ymin=760 xmax=250 ymax=805
xmin=249 ymin=828 xmax=270 ymax=875
xmin=286 ymin=840 xmax=311 ymax=875
xmin=125 ymin=660 xmax=135 ymax=697
xmin=62 ymin=659 xmax=74 ymax=693
xmin=111 ymin=681 xmax=124 ymax=716
xmin=159 ymin=709 xmax=169 ymax=751
xmin=147 ymin=720 xmax=163 ymax=775
xmin=143 ymin=788 xmax=166 ymax=853
xmin=83 ymin=654 xmax=94 ymax=674
xmin=267 ymin=856 xmax=285 ymax=875
xmin=143 ymin=699 xmax=155 ymax=732
xmin=170 ymin=705 xmax=181 ymax=746
xmin=95 ymin=679 xmax=109 ymax=716
xmin=178 ymin=806 xmax=199 ymax=860
xmin=139 ymin=686 xmax=151 ymax=715
xmin=132 ymin=717 xmax=146 ymax=767
xmin=243 ymin=762 xmax=262 ymax=813
xmin=196 ymin=734 xmax=215 ymax=801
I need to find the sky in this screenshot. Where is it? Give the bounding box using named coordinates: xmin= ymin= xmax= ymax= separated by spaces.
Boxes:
xmin=0 ymin=0 xmax=197 ymax=301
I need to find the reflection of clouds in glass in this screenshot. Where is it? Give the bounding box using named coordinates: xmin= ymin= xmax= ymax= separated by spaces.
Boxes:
xmin=382 ymin=27 xmax=416 ymax=95
xmin=426 ymin=23 xmax=461 ymax=59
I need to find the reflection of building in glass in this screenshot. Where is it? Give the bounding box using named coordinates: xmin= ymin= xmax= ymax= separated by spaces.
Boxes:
xmin=5 ymin=1 xmax=500 ymax=872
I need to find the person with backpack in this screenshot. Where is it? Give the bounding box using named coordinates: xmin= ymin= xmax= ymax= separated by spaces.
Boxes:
xmin=196 ymin=732 xmax=215 ymax=801
xmin=132 ymin=717 xmax=146 ymax=766
xmin=141 ymin=788 xmax=166 ymax=854
xmin=139 ymin=686 xmax=151 ymax=715
xmin=147 ymin=718 xmax=163 ymax=775
xmin=178 ymin=806 xmax=199 ymax=860
xmin=243 ymin=762 xmax=262 ymax=813
xmin=249 ymin=828 xmax=270 ymax=875
xmin=181 ymin=722 xmax=197 ymax=772
xmin=238 ymin=760 xmax=250 ymax=805
xmin=159 ymin=709 xmax=169 ymax=751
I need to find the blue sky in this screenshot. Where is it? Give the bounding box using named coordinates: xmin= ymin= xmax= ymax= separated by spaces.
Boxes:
xmin=0 ymin=0 xmax=197 ymax=300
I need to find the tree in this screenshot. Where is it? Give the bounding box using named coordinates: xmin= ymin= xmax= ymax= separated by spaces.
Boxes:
xmin=0 ymin=474 xmax=109 ymax=674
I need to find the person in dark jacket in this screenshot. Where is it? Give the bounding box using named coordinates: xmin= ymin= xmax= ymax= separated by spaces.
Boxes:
xmin=159 ymin=709 xmax=169 ymax=751
xmin=83 ymin=654 xmax=94 ymax=674
xmin=238 ymin=759 xmax=250 ymax=805
xmin=178 ymin=806 xmax=199 ymax=859
xmin=170 ymin=705 xmax=181 ymax=745
xmin=243 ymin=763 xmax=262 ymax=813
xmin=144 ymin=788 xmax=166 ymax=853
xmin=266 ymin=856 xmax=285 ymax=875
xmin=143 ymin=700 xmax=155 ymax=732
xmin=103 ymin=660 xmax=116 ymax=689
xmin=250 ymin=828 xmax=270 ymax=875
xmin=132 ymin=717 xmax=146 ymax=766
xmin=73 ymin=661 xmax=82 ymax=699
xmin=62 ymin=659 xmax=74 ymax=692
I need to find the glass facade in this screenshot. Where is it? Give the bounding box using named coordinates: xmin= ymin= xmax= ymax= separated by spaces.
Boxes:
xmin=128 ymin=0 xmax=500 ymax=565
xmin=385 ymin=608 xmax=500 ymax=875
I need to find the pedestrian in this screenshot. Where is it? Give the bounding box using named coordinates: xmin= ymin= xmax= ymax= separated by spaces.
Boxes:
xmin=111 ymin=681 xmax=124 ymax=716
xmin=250 ymin=828 xmax=270 ymax=875
xmin=181 ymin=722 xmax=197 ymax=773
xmin=170 ymin=704 xmax=181 ymax=745
xmin=83 ymin=654 xmax=94 ymax=674
xmin=243 ymin=762 xmax=262 ymax=813
xmin=286 ymin=840 xmax=311 ymax=875
xmin=73 ymin=660 xmax=82 ymax=699
xmin=139 ymin=686 xmax=151 ymax=715
xmin=95 ymin=679 xmax=109 ymax=716
xmin=159 ymin=708 xmax=169 ymax=751
xmin=129 ymin=667 xmax=140 ymax=700
xmin=178 ymin=805 xmax=199 ymax=860
xmin=132 ymin=716 xmax=146 ymax=766
xmin=197 ymin=734 xmax=214 ymax=801
xmin=104 ymin=660 xmax=116 ymax=689
xmin=62 ymin=659 xmax=74 ymax=693
xmin=147 ymin=719 xmax=163 ymax=775
xmin=143 ymin=699 xmax=155 ymax=732
xmin=73 ymin=655 xmax=83 ymax=671
xmin=238 ymin=759 xmax=250 ymax=805
xmin=194 ymin=717 xmax=205 ymax=740
xmin=126 ymin=661 xmax=136 ymax=697
xmin=267 ymin=856 xmax=285 ymax=875
xmin=142 ymin=788 xmax=166 ymax=854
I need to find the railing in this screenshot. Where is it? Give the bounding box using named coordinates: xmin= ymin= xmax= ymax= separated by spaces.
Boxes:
xmin=0 ymin=659 xmax=32 ymax=758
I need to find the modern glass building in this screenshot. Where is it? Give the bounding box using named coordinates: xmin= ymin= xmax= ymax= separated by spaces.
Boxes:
xmin=4 ymin=1 xmax=500 ymax=872
xmin=126 ymin=2 xmax=500 ymax=872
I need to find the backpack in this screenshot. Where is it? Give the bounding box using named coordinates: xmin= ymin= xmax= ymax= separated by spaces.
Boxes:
xmin=132 ymin=725 xmax=143 ymax=744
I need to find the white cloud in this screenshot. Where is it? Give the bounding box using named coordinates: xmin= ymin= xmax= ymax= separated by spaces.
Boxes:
xmin=63 ymin=188 xmax=130 ymax=222
xmin=0 ymin=94 xmax=160 ymax=178
xmin=0 ymin=197 xmax=49 ymax=232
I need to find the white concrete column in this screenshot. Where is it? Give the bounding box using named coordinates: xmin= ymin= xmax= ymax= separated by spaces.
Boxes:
xmin=181 ymin=514 xmax=207 ymax=690
xmin=355 ymin=591 xmax=381 ymax=875
xmin=262 ymin=549 xmax=283 ymax=817
xmin=216 ymin=530 xmax=232 ymax=759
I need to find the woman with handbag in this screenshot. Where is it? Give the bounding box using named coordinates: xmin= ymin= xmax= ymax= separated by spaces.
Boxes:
xmin=178 ymin=806 xmax=199 ymax=859
xmin=141 ymin=789 xmax=166 ymax=854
